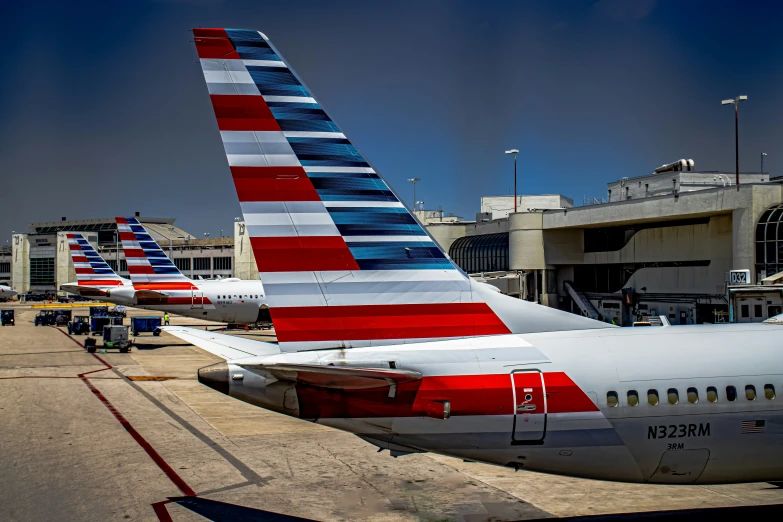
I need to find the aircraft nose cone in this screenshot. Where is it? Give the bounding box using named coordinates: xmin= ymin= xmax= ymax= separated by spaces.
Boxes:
xmin=198 ymin=362 xmax=229 ymax=395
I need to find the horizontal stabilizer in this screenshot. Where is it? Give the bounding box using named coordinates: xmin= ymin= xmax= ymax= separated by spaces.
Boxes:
xmin=161 ymin=326 xmax=280 ymax=360
xmin=60 ymin=283 xmax=108 ymax=297
xmin=240 ymin=363 xmax=421 ymax=390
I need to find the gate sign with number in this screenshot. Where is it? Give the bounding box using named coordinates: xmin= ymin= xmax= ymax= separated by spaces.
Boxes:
xmin=729 ymin=269 xmax=751 ymax=285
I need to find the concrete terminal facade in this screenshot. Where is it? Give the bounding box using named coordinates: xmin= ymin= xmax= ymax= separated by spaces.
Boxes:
xmin=428 ymin=170 xmax=783 ymax=325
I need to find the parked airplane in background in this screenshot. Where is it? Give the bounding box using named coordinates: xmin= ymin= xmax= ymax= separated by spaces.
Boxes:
xmin=159 ymin=28 xmax=783 ymax=486
xmin=60 ymin=221 xmax=268 ymax=324
xmin=0 ymin=284 xmax=18 ymax=300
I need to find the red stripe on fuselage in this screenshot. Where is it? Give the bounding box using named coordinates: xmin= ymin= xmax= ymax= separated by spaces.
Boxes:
xmin=136 ymin=297 xmax=213 ymax=306
xmin=231 ymin=166 xmax=321 ymax=202
xmin=77 ymin=280 xmax=123 ymax=286
xmin=250 ymin=236 xmax=360 ymax=272
xmin=270 ymin=302 xmax=511 ymax=343
xmin=133 ymin=282 xmax=197 ymax=290
xmin=210 ymin=95 xmax=280 ymax=131
xmin=296 ymin=371 xmax=598 ymax=419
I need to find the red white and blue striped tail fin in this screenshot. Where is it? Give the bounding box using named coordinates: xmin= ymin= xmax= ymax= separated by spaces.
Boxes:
xmin=116 ymin=217 xmax=191 ymax=285
xmin=193 ymin=28 xmax=609 ymax=351
xmin=66 ymin=233 xmax=125 ymax=286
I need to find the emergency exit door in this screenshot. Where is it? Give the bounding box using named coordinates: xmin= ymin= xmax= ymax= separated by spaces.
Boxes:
xmin=511 ymin=370 xmax=547 ymax=445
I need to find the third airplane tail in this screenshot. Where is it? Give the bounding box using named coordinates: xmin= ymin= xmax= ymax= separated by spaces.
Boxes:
xmin=192 ymin=28 xmax=610 ymax=351
xmin=66 ymin=233 xmax=126 ymax=287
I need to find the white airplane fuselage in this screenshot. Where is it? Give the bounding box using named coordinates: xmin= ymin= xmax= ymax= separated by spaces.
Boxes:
xmin=212 ymin=323 xmax=783 ymax=484
xmin=0 ymin=285 xmax=17 ymax=299
xmin=67 ymin=279 xmax=266 ymax=324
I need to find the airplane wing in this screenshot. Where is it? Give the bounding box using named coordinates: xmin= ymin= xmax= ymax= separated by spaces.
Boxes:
xmin=239 ymin=363 xmax=422 ymax=390
xmin=161 ymin=326 xmax=280 ymax=360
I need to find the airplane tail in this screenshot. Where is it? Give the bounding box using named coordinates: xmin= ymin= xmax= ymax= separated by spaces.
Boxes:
xmin=115 ymin=217 xmax=192 ymax=285
xmin=66 ymin=233 xmax=125 ymax=286
xmin=193 ymin=28 xmax=610 ymax=351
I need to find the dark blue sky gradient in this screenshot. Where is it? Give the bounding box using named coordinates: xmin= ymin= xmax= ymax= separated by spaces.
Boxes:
xmin=2 ymin=0 xmax=782 ymax=238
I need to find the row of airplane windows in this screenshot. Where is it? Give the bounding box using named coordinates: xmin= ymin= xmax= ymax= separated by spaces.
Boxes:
xmin=217 ymin=295 xmax=261 ymax=299
xmin=606 ymin=384 xmax=776 ymax=407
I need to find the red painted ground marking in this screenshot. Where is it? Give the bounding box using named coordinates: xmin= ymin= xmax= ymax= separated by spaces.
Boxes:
xmin=53 ymin=327 xmax=197 ymax=520
xmin=151 ymin=501 xmax=174 ymax=522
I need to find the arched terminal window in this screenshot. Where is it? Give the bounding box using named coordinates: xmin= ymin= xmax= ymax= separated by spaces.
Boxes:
xmin=755 ymin=204 xmax=783 ymax=280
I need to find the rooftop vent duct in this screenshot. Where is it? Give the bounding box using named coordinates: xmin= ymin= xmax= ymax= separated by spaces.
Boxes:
xmin=654 ymin=159 xmax=694 ymax=174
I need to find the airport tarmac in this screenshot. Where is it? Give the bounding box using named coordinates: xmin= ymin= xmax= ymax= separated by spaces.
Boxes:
xmin=1 ymin=303 xmax=781 ymax=521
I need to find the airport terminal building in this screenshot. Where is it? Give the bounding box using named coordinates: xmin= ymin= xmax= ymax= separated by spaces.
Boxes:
xmin=427 ymin=165 xmax=783 ymax=325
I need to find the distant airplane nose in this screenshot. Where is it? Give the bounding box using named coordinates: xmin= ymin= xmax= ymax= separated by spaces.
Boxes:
xmin=198 ymin=362 xmax=229 ymax=395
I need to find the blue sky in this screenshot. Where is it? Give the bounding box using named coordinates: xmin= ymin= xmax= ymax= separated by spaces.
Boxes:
xmin=2 ymin=0 xmax=782 ymax=238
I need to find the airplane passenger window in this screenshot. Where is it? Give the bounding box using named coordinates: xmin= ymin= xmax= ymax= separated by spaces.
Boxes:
xmin=647 ymin=389 xmax=659 ymax=406
xmin=726 ymin=386 xmax=737 ymax=402
xmin=764 ymin=384 xmax=776 ymax=400
xmin=706 ymin=386 xmax=718 ymax=402
xmin=667 ymin=388 xmax=679 ymax=405
xmin=745 ymin=385 xmax=756 ymax=400
xmin=627 ymin=390 xmax=639 ymax=407
xmin=606 ymin=391 xmax=619 ymax=407
xmin=687 ymin=387 xmax=698 ymax=403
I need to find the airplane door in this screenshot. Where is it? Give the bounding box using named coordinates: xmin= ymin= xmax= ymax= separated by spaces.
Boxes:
xmin=649 ymin=449 xmax=710 ymax=484
xmin=511 ymin=370 xmax=546 ymax=445
xmin=191 ymin=289 xmax=204 ymax=309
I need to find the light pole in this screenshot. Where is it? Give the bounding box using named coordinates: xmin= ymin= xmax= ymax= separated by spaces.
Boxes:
xmin=761 ymin=152 xmax=767 ymax=173
xmin=165 ymin=225 xmax=176 ymax=259
xmin=505 ymin=149 xmax=519 ymax=213
xmin=407 ymin=178 xmax=421 ymax=213
xmin=721 ymin=95 xmax=748 ymax=188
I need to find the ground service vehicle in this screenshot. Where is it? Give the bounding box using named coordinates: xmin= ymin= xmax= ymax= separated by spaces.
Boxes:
xmin=34 ymin=311 xmax=56 ymax=326
xmin=131 ymin=316 xmax=162 ymax=336
xmin=90 ymin=306 xmax=109 ymax=318
xmin=68 ymin=316 xmax=90 ymax=335
xmin=90 ymin=316 xmax=122 ymax=335
xmin=1 ymin=310 xmax=14 ymax=326
xmin=102 ymin=325 xmax=132 ymax=353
